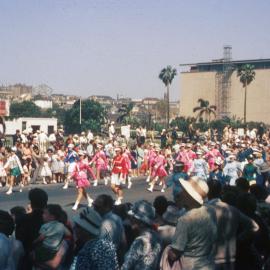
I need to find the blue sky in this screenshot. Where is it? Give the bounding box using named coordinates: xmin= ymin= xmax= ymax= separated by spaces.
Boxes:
xmin=0 ymin=0 xmax=269 ymax=100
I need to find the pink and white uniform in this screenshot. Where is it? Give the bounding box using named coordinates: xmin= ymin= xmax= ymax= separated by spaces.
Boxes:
xmin=91 ymin=150 xmax=108 ymax=171
xmin=152 ymin=154 xmax=168 ymax=178
xmin=71 ymin=160 xmax=96 ymax=188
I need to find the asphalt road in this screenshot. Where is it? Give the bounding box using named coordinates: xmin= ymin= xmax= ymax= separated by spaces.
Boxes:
xmin=0 ymin=176 xmax=173 ymax=217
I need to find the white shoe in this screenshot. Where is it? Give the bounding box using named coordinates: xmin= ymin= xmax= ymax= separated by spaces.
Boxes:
xmin=52 ymin=180 xmax=57 ymax=184
xmin=147 ymin=186 xmax=153 ymax=192
xmin=72 ymin=205 xmax=78 ymax=211
xmin=128 ymin=181 xmax=132 ymax=189
xmin=114 ymin=199 xmax=122 ymax=205
xmin=146 ymin=176 xmax=150 ymax=183
xmin=104 ymin=178 xmax=108 ymax=186
xmin=6 ymin=188 xmax=12 ymax=195
xmin=159 ymin=181 xmax=163 ymax=186
xmin=63 ymin=183 xmax=68 ymax=189
xmin=43 ymin=180 xmax=47 ymax=185
xmin=87 ymin=198 xmax=94 ymax=207
xmin=161 ymin=188 xmax=165 ymax=193
xmin=93 ymin=180 xmax=98 ymax=187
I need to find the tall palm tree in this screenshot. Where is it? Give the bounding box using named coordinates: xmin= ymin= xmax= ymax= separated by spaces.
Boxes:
xmin=117 ymin=102 xmax=134 ymax=124
xmin=237 ymin=64 xmax=256 ymax=124
xmin=193 ymin=99 xmax=217 ymax=122
xmin=159 ymin=66 xmax=177 ymax=128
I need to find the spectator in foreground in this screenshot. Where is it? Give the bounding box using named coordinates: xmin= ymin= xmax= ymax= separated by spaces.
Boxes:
xmin=121 ymin=200 xmax=162 ymax=270
xmin=72 ymin=207 xmax=119 ymax=270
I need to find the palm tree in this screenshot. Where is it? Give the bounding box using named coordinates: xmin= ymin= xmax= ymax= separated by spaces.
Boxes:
xmin=116 ymin=102 xmax=134 ymax=124
xmin=237 ymin=64 xmax=256 ymax=124
xmin=159 ymin=66 xmax=177 ymax=128
xmin=193 ymin=99 xmax=217 ymax=122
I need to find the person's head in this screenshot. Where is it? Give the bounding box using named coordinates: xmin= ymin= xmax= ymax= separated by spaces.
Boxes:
xmin=162 ymin=205 xmax=182 ymax=226
xmin=28 ymin=188 xmax=48 ymax=210
xmin=250 ymin=184 xmax=268 ymax=201
xmin=0 ymin=210 xmax=15 ymax=236
xmin=93 ymin=194 xmax=114 ymax=216
xmin=235 ymin=177 xmax=250 ymax=193
xmin=207 ymin=180 xmax=222 ymax=200
xmin=10 ymin=206 xmax=26 ymax=224
xmin=128 ymin=200 xmax=155 ymax=233
xmin=78 ymin=150 xmax=86 ymax=160
xmin=173 ymin=161 xmax=185 ymax=173
xmin=43 ymin=204 xmax=63 ymax=223
xmin=73 ymin=207 xmax=102 ymax=245
xmin=153 ymin=196 xmax=168 ymax=217
xmin=221 ymin=186 xmax=239 ymax=207
xmin=236 ymin=193 xmax=257 ymax=217
xmin=114 ymin=147 xmax=122 ymax=156
xmin=176 ymin=177 xmax=209 ymax=210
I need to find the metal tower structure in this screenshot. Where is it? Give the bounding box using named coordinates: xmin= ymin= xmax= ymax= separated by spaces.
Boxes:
xmin=215 ymin=45 xmax=234 ymax=118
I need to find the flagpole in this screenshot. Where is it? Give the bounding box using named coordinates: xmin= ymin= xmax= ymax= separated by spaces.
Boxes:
xmin=79 ymin=97 xmax=82 ymax=125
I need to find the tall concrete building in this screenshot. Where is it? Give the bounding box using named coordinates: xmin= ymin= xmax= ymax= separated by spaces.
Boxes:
xmin=180 ymin=56 xmax=270 ymax=124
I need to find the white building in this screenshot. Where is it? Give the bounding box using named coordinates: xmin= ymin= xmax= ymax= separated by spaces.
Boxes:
xmin=34 ymin=100 xmax=53 ymax=109
xmin=5 ymin=117 xmax=57 ymax=135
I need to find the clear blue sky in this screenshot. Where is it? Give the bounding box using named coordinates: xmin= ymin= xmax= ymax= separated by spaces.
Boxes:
xmin=0 ymin=0 xmax=269 ymax=100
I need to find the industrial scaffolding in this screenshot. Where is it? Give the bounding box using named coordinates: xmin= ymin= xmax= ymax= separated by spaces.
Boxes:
xmin=215 ymin=45 xmax=234 ymax=119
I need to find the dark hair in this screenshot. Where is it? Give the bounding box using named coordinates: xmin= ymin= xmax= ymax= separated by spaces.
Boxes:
xmin=10 ymin=206 xmax=26 ymax=224
xmin=236 ymin=193 xmax=257 ymax=217
xmin=0 ymin=210 xmax=15 ymax=236
xmin=46 ymin=204 xmax=63 ymax=221
xmin=173 ymin=161 xmax=185 ymax=173
xmin=28 ymin=188 xmax=48 ymax=209
xmin=207 ymin=180 xmax=222 ymax=200
xmin=235 ymin=177 xmax=250 ymax=193
xmin=250 ymin=184 xmax=268 ymax=201
xmin=94 ymin=194 xmax=114 ymax=215
xmin=153 ymin=196 xmax=168 ymax=217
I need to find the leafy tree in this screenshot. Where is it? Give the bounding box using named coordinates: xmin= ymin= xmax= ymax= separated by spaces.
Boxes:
xmin=9 ymin=101 xmax=42 ymax=119
xmin=64 ymin=99 xmax=106 ymax=134
xmin=42 ymin=103 xmax=66 ymax=125
xmin=193 ymin=99 xmax=216 ymax=122
xmin=237 ymin=64 xmax=256 ymax=124
xmin=159 ymin=66 xmax=177 ymax=128
xmin=116 ymin=102 xmax=134 ymax=124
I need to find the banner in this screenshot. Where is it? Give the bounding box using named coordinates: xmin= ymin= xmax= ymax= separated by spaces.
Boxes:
xmin=0 ymin=100 xmax=9 ymax=116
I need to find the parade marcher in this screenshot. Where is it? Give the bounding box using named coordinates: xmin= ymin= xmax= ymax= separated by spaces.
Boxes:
xmin=147 ymin=148 xmax=168 ymax=193
xmin=4 ymin=147 xmax=24 ymax=195
xmin=90 ymin=143 xmax=109 ymax=186
xmin=223 ymin=154 xmax=242 ymax=186
xmin=121 ymin=144 xmax=134 ymax=189
xmin=111 ymin=147 xmax=124 ymax=205
xmin=71 ymin=151 xmax=96 ymax=211
xmin=243 ymin=154 xmax=258 ymax=186
xmin=192 ymin=150 xmax=209 ymax=180
xmin=63 ymin=144 xmax=78 ymax=189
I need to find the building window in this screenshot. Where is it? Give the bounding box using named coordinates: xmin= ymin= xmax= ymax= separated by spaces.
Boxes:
xmin=22 ymin=121 xmax=27 ymax=131
xmin=48 ymin=125 xmax=54 ymax=135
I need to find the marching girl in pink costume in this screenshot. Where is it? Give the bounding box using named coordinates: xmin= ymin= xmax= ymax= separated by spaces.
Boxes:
xmin=71 ymin=151 xmax=96 ymax=211
xmin=146 ymin=144 xmax=157 ymax=183
xmin=185 ymin=143 xmax=197 ymax=174
xmin=204 ymin=142 xmax=223 ymax=170
xmin=176 ymin=143 xmax=189 ymax=173
xmin=121 ymin=144 xmax=135 ymax=189
xmin=90 ymin=143 xmax=108 ymax=186
xmin=147 ymin=148 xmax=168 ymax=193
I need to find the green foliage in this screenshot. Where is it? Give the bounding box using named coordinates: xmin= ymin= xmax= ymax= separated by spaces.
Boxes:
xmin=117 ymin=102 xmax=134 ymax=124
xmin=193 ymin=98 xmax=217 ymax=122
xmin=237 ymin=64 xmax=256 ymax=87
xmin=42 ymin=103 xmax=66 ymax=125
xmin=159 ymin=66 xmax=177 ymax=86
xmin=64 ymin=99 xmax=106 ymax=134
xmin=9 ymin=101 xmax=42 ymax=119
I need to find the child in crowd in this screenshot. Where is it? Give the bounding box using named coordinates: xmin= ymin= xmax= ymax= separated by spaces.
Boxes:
xmin=32 ymin=204 xmax=71 ymax=263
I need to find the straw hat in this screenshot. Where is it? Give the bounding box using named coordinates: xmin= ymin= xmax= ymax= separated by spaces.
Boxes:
xmin=179 ymin=176 xmax=209 ymax=205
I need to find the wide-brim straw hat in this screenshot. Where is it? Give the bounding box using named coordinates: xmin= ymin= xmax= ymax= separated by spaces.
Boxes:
xmin=179 ymin=176 xmax=209 ymax=205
